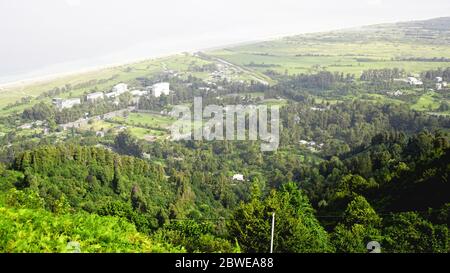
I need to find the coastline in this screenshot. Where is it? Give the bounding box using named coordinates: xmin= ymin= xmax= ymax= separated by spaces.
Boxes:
xmin=0 ymin=51 xmax=189 ymax=91
xmin=0 ymin=33 xmax=291 ymax=91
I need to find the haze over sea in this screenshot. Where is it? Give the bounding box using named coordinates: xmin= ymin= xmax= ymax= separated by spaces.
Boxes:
xmin=1 ymin=0 xmax=449 ymax=85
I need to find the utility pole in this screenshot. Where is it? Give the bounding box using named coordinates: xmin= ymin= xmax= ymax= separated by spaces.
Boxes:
xmin=270 ymin=212 xmax=275 ymax=253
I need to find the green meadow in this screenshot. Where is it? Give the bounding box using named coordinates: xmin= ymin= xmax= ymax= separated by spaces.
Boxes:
xmin=112 ymin=112 xmax=175 ymax=129
xmin=411 ymin=91 xmax=443 ymax=111
xmin=209 ymin=41 xmax=450 ymax=76
xmin=80 ymin=112 xmax=174 ymax=140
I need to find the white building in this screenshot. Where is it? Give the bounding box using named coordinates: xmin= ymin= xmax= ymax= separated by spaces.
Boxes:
xmin=130 ymin=90 xmax=148 ymax=97
xmin=299 ymin=140 xmax=309 ymax=145
xmin=105 ymin=92 xmax=116 ymax=98
xmin=149 ymin=82 xmax=171 ymax=97
xmin=86 ymin=92 xmax=104 ymax=102
xmin=232 ymin=174 xmax=244 ymax=182
xmin=52 ymin=98 xmax=81 ymax=110
xmin=299 ymin=139 xmax=324 ymax=152
xmin=112 ymin=83 xmax=128 ymax=94
xmin=199 ymin=87 xmax=211 ymax=92
xmin=387 ymin=90 xmax=403 ymax=96
xmin=436 ymin=82 xmax=448 ymax=90
xmin=407 ymin=77 xmax=423 ymax=86
xmin=19 ymin=123 xmax=32 ymax=130
xmin=105 ymin=83 xmax=129 ymax=98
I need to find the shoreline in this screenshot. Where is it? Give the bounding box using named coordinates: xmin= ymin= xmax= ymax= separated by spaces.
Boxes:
xmin=0 ymin=51 xmax=190 ymax=90
xmin=0 ymin=31 xmax=302 ymax=91
xmin=0 ymin=24 xmax=379 ymax=91
xmin=0 ymin=37 xmax=272 ymax=91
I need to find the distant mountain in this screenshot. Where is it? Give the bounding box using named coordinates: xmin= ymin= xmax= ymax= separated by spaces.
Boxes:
xmin=288 ymin=17 xmax=450 ymax=44
xmin=395 ymin=17 xmax=450 ymax=31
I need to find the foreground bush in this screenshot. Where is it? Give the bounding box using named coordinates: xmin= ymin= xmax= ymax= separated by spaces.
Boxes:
xmin=0 ymin=207 xmax=183 ymax=253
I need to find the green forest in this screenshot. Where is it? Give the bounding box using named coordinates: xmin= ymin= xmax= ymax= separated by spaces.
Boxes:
xmin=0 ymin=128 xmax=448 ymax=252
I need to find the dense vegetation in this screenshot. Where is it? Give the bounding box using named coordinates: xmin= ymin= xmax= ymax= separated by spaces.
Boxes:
xmin=0 ymin=207 xmax=181 ymax=253
xmin=0 ymin=128 xmax=448 ymax=252
xmin=0 ymin=18 xmax=449 ymax=253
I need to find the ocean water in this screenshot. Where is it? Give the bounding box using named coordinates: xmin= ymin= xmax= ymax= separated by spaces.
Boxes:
xmin=0 ymin=36 xmax=242 ymax=85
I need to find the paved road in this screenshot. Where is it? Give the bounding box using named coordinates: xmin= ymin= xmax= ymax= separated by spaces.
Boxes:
xmin=208 ymin=55 xmax=270 ymax=85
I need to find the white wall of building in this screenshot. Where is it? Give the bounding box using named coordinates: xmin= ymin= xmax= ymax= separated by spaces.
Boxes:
xmin=86 ymin=92 xmax=104 ymax=102
xmin=151 ymin=82 xmax=170 ymax=97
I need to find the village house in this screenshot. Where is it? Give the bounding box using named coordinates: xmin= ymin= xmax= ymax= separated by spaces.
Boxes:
xmin=106 ymin=83 xmax=129 ymax=98
xmin=232 ymin=174 xmax=245 ymax=182
xmin=130 ymin=90 xmax=148 ymax=97
xmin=199 ymin=87 xmax=211 ymax=92
xmin=115 ymin=126 xmax=128 ymax=131
xmin=434 ymin=77 xmax=448 ymax=90
xmin=129 ymin=90 xmax=148 ymax=104
xmin=310 ymin=107 xmax=327 ymax=111
xmin=19 ymin=123 xmax=32 ymax=130
xmin=387 ymin=90 xmax=403 ymax=96
xmin=436 ymin=81 xmax=448 ymax=90
xmin=407 ymin=76 xmax=423 ymax=86
xmin=299 ymin=139 xmax=324 ymax=152
xmin=52 ymin=98 xmax=81 ymax=110
xmin=112 ymin=83 xmax=128 ymax=94
xmin=86 ymin=92 xmax=104 ymax=102
xmin=147 ymin=82 xmax=171 ymax=97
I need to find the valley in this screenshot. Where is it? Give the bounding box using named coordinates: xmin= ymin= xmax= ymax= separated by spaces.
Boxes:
xmin=0 ymin=17 xmax=449 ymax=253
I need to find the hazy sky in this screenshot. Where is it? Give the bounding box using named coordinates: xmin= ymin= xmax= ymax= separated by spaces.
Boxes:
xmin=1 ymin=0 xmax=449 ymax=83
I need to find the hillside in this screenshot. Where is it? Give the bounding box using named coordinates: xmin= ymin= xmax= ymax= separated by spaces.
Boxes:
xmin=0 ymin=17 xmax=449 ymax=253
xmin=299 ymin=17 xmax=450 ymax=44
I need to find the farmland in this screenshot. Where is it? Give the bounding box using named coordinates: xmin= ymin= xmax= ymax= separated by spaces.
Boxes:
xmin=207 ymin=18 xmax=450 ymax=78
xmin=208 ymin=41 xmax=450 ymax=77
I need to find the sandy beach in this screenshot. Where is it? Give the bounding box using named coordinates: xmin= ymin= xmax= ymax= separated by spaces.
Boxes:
xmin=0 ymin=33 xmax=287 ymax=92
xmin=0 ymin=50 xmax=189 ymax=91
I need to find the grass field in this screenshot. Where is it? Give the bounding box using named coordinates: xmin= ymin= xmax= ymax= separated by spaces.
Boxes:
xmin=360 ymin=93 xmax=406 ymax=105
xmin=258 ymin=98 xmax=288 ymax=107
xmin=80 ymin=120 xmax=116 ymax=132
xmin=208 ymin=41 xmax=450 ymax=77
xmin=76 ymin=112 xmax=173 ymax=140
xmin=112 ymin=112 xmax=175 ymax=129
xmin=411 ymin=91 xmax=443 ymax=111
